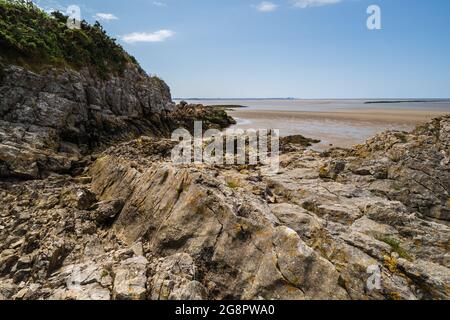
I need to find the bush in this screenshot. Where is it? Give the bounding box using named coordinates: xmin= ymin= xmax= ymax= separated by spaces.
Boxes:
xmin=0 ymin=0 xmax=142 ymax=78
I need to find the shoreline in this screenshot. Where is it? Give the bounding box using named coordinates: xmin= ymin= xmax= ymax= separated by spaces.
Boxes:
xmin=227 ymin=108 xmax=450 ymax=151
xmin=228 ymin=108 xmax=450 ymax=124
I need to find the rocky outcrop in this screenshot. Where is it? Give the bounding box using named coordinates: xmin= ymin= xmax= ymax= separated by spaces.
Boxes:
xmin=0 ymin=65 xmax=236 ymax=179
xmin=322 ymin=116 xmax=450 ymax=221
xmin=0 ymin=64 xmax=173 ymax=178
xmin=0 ymin=116 xmax=448 ymax=300
xmin=280 ymin=135 xmax=321 ymax=152
xmin=170 ymin=101 xmax=236 ymax=132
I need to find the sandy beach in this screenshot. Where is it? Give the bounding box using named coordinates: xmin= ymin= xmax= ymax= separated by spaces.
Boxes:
xmin=180 ymin=99 xmax=450 ymax=150
xmin=229 ymin=108 xmax=448 ymax=124
xmin=226 ymin=107 xmax=448 ymax=150
xmin=178 ymin=99 xmax=450 ymax=151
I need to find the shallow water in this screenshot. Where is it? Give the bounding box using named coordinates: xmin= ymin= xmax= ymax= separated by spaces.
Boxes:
xmin=230 ymin=116 xmax=414 ymax=151
xmin=180 ymin=99 xmax=450 ymax=112
xmin=179 ymin=99 xmax=450 ymax=150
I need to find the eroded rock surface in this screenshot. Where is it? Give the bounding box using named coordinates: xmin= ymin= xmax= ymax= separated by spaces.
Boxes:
xmin=0 ymin=65 xmax=235 ymax=179
xmin=0 ymin=117 xmax=449 ymax=300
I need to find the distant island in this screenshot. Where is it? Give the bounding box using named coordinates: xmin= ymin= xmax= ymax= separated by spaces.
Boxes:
xmin=365 ymin=99 xmax=450 ymax=104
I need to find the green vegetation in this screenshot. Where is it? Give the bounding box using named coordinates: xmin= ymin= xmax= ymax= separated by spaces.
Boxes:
xmin=376 ymin=235 xmax=412 ymax=260
xmin=0 ymin=0 xmax=142 ymax=78
xmin=101 ymin=270 xmax=109 ymax=278
xmin=227 ymin=180 xmax=240 ymax=189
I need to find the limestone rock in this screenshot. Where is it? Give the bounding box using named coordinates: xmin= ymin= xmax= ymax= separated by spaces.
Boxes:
xmin=112 ymin=256 xmax=148 ymax=300
xmin=61 ymin=187 xmax=97 ymax=210
xmin=91 ymin=199 xmax=124 ymax=224
xmin=0 ymin=113 xmax=449 ymax=300
xmin=272 ymin=226 xmax=348 ymax=299
xmin=0 ymin=64 xmax=172 ymax=178
xmin=149 ymin=253 xmax=207 ymax=300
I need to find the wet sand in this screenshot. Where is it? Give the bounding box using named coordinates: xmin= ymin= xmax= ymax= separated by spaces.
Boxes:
xmin=181 ymin=99 xmax=450 ymax=151
xmin=228 ymin=108 xmax=449 ymax=151
xmin=229 ymin=108 xmax=448 ymax=124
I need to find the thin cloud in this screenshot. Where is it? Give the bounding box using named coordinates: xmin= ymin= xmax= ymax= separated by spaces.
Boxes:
xmin=291 ymin=0 xmax=342 ymax=8
xmin=94 ymin=13 xmax=119 ymax=21
xmin=152 ymin=1 xmax=167 ymax=6
xmin=121 ymin=30 xmax=175 ymax=43
xmin=256 ymin=1 xmax=278 ymax=12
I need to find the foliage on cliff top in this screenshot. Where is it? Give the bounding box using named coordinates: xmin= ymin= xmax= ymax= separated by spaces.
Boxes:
xmin=0 ymin=0 xmax=143 ymax=78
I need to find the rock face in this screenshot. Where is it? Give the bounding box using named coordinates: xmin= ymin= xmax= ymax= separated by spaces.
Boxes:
xmin=0 ymin=64 xmax=174 ymax=178
xmin=0 ymin=116 xmax=448 ymax=300
xmin=0 ymin=64 xmax=236 ymax=180
xmin=326 ymin=117 xmax=450 ymax=221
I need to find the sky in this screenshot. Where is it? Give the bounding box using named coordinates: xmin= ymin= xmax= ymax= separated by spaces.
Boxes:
xmin=33 ymin=0 xmax=450 ymax=99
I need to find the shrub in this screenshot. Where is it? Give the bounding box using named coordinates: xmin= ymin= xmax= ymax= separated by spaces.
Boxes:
xmin=0 ymin=0 xmax=142 ymax=78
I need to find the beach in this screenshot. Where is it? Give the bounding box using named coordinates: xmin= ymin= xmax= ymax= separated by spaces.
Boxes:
xmin=182 ymin=99 xmax=450 ymax=150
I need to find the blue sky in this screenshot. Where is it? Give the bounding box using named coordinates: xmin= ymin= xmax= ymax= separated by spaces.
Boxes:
xmin=34 ymin=0 xmax=450 ymax=98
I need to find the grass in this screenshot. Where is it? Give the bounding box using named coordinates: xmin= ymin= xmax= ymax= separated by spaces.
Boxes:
xmin=376 ymin=235 xmax=412 ymax=260
xmin=101 ymin=270 xmax=109 ymax=278
xmin=227 ymin=180 xmax=240 ymax=189
xmin=0 ymin=0 xmax=143 ymax=78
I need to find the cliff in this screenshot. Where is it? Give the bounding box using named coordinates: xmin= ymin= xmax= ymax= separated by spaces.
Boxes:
xmin=0 ymin=1 xmax=233 ymax=179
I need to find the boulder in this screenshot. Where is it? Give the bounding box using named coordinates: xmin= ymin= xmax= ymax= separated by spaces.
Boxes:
xmin=61 ymin=187 xmax=97 ymax=210
xmin=112 ymin=256 xmax=148 ymax=300
xmin=149 ymin=253 xmax=207 ymax=300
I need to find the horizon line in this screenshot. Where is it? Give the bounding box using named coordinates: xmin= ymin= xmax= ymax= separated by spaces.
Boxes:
xmin=174 ymin=97 xmax=450 ymax=101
